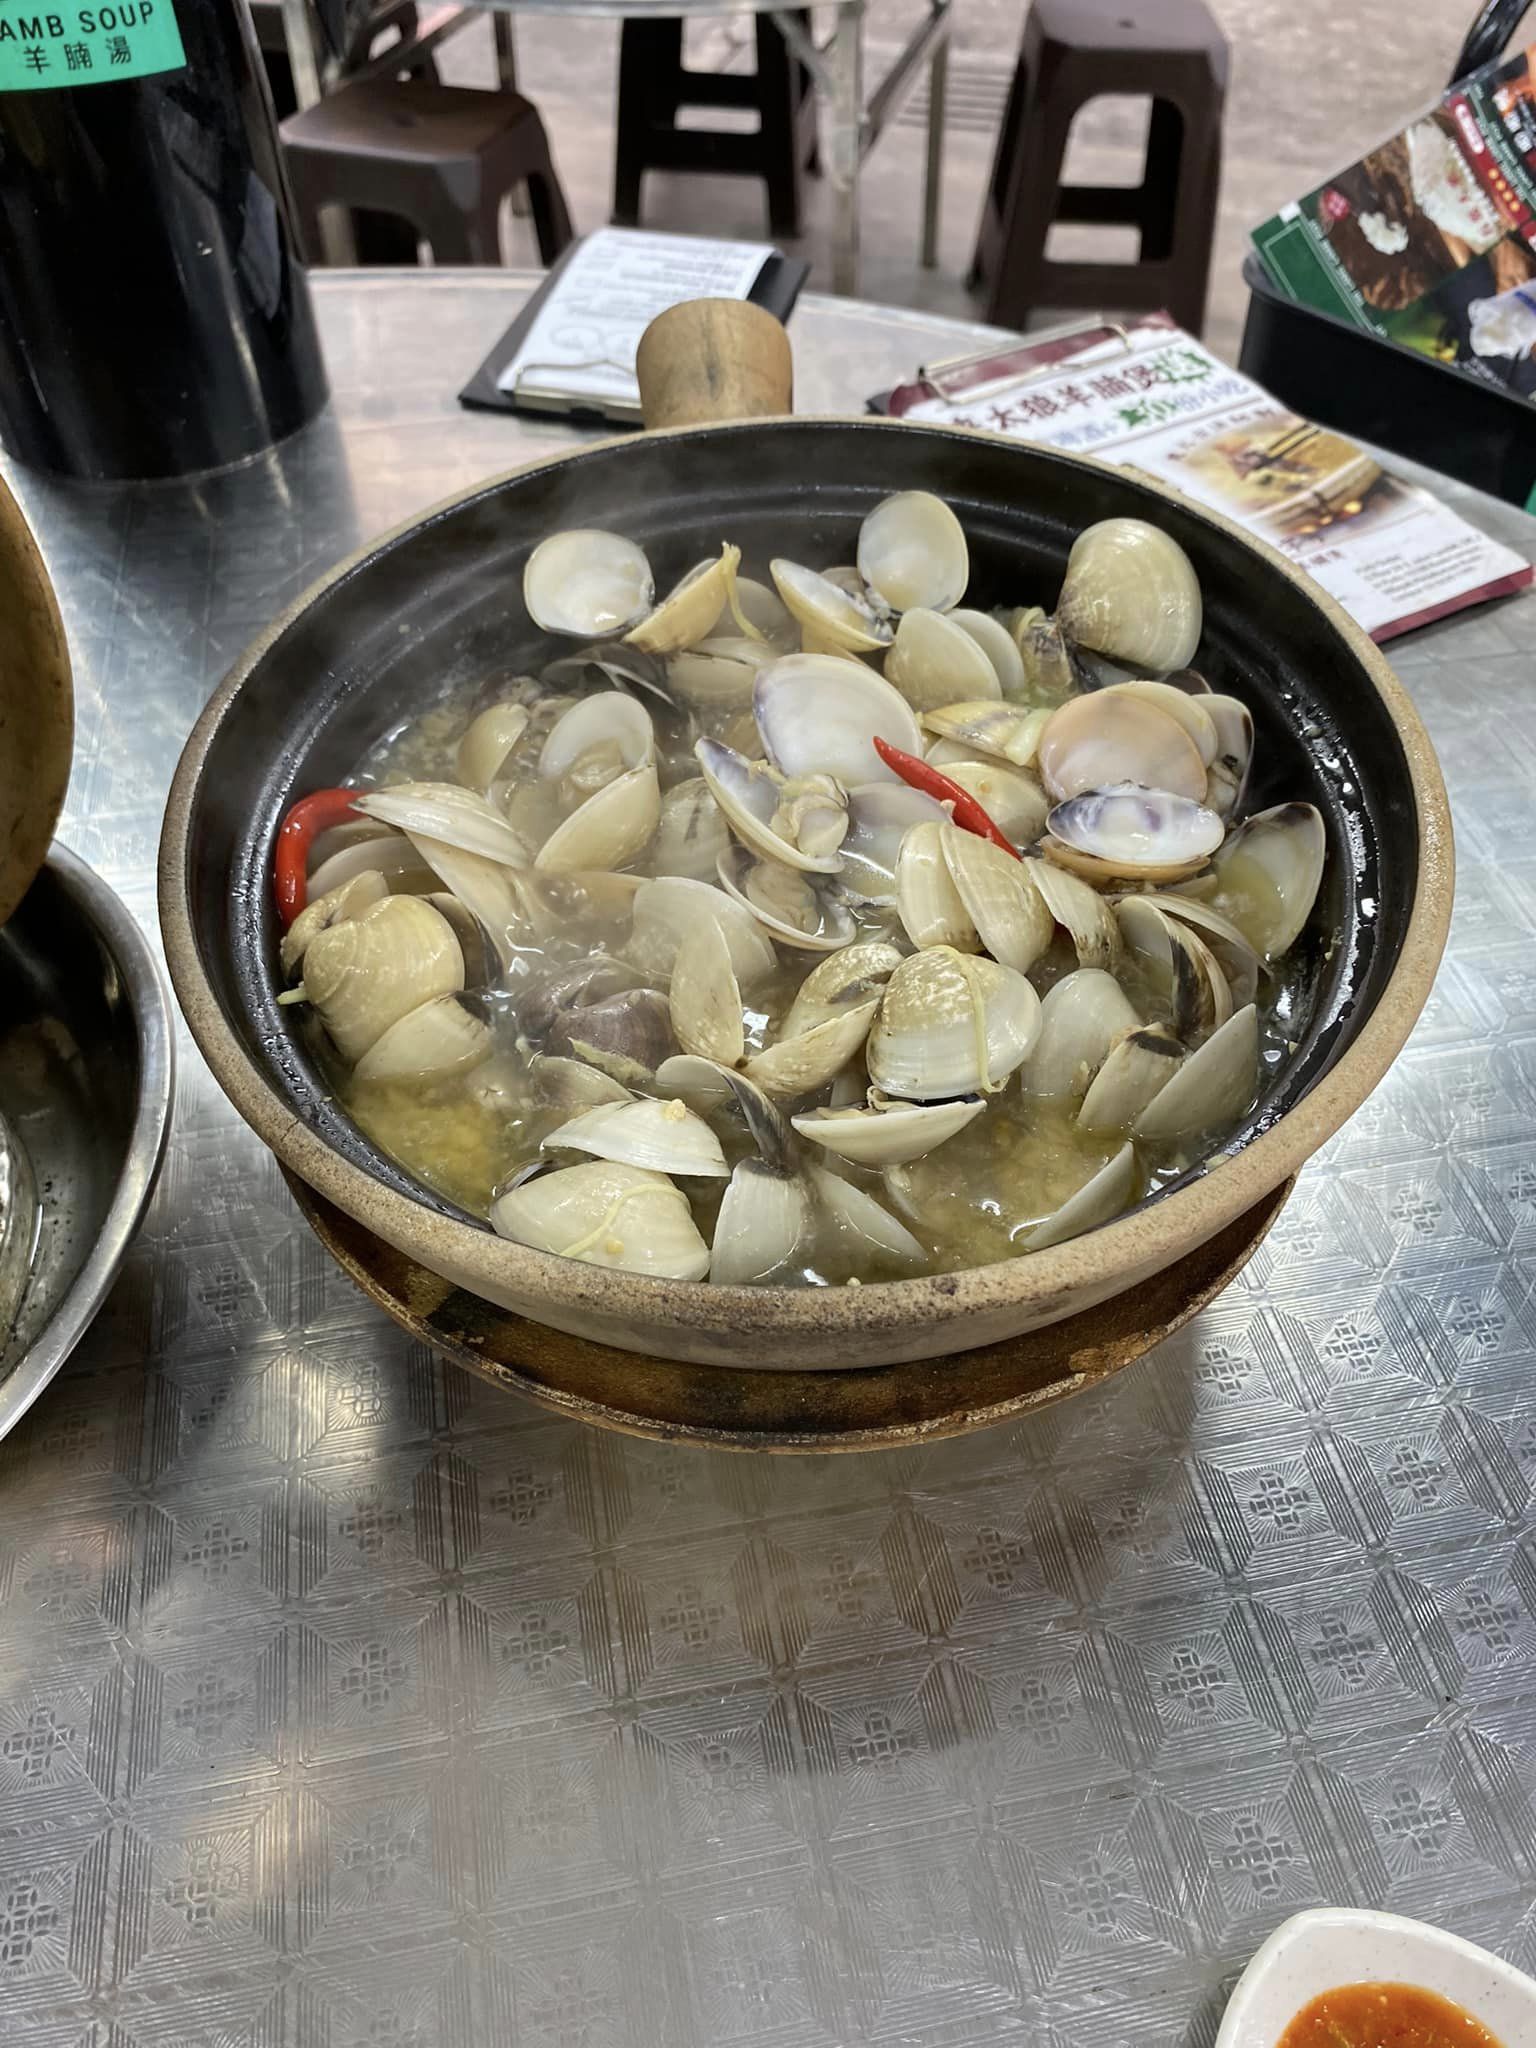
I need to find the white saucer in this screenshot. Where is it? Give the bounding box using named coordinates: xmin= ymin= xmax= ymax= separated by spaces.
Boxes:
xmin=1217 ymin=1909 xmax=1536 ymax=2047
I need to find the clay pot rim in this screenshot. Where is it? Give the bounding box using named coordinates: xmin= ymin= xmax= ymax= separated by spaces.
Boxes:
xmin=157 ymin=417 xmax=1454 ymax=1351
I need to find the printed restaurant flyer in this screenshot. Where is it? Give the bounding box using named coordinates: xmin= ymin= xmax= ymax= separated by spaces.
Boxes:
xmin=879 ymin=316 xmax=1531 ymax=640
xmin=1252 ymin=41 xmax=1536 ymax=400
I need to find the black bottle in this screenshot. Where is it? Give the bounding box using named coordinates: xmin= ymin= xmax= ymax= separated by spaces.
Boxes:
xmin=0 ymin=0 xmax=328 ymax=479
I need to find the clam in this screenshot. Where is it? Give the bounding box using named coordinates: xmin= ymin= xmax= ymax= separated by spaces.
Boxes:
xmin=695 ymin=737 xmax=847 ymax=874
xmin=1054 ymin=517 xmax=1202 ymax=673
xmin=809 ymin=1166 xmax=926 ymax=1266
xmin=543 ymin=1094 xmax=729 ymax=1177
xmin=306 ymin=830 xmax=438 ymax=902
xmin=710 ymin=1160 xmax=813 ymax=1286
xmin=929 ymin=758 xmax=1048 ymax=844
xmin=667 ymin=635 xmax=775 ymax=711
xmin=857 ymin=490 xmax=968 ymax=613
xmin=408 ymin=833 xmax=553 ymax=970
xmin=1020 ymin=969 xmax=1140 ymax=1099
xmin=1201 ymin=695 xmax=1254 ymax=820
xmin=538 ymin=691 xmax=655 ymax=782
xmin=1210 ymin=802 xmax=1325 ymax=958
xmin=280 ymin=870 xmax=388 ymax=978
xmin=540 ymin=643 xmax=669 ymax=707
xmin=840 ymin=783 xmax=950 ymax=901
xmin=289 ymin=894 xmax=464 ymax=1064
xmin=867 ymin=946 xmax=1041 ymax=1100
xmin=896 ymin=820 xmax=979 ymax=951
xmin=1024 ymin=858 xmax=1123 ymax=970
xmin=629 ymin=876 xmax=778 ymax=987
xmin=712 ymin=574 xmax=795 ymax=648
xmin=491 ymin=1160 xmax=710 ymax=1280
xmin=355 ymin=783 xmax=534 ymax=866
xmin=1132 ymin=1003 xmax=1258 ymax=1141
xmin=769 ymin=559 xmax=893 ymax=655
xmin=530 ymin=1054 xmax=631 ymax=1112
xmin=884 ymin=607 xmax=1001 ymax=712
xmin=791 ymin=1094 xmax=985 ymax=1166
xmin=1107 ymin=681 xmax=1218 ymax=764
xmin=718 ymin=845 xmax=857 ymax=953
xmin=548 ymin=986 xmax=677 ymax=1086
xmin=654 ymin=1054 xmax=793 ymax=1169
xmin=743 ymin=999 xmax=880 ymax=1099
xmin=650 ymin=777 xmax=732 ymax=883
xmin=1115 ymin=896 xmax=1230 ymax=1042
xmin=920 ymin=702 xmax=1051 ymax=768
xmin=755 ymin=655 xmax=922 ymax=787
xmin=949 ymin=609 xmax=1026 ymax=699
xmin=457 ymin=702 xmax=531 ymax=795
xmin=1020 ymin=1144 xmax=1140 ymax=1252
xmin=523 ymin=530 xmax=654 ymax=639
xmin=308 ymin=816 xmax=395 ymax=871
xmin=1045 ymin=785 xmax=1225 ymax=884
xmin=353 ymin=994 xmax=492 ymax=1084
xmin=1150 ymin=895 xmax=1260 ymax=1010
xmin=781 ymin=942 xmax=904 ymax=1038
xmin=668 ymin=917 xmax=745 ymax=1068
xmin=1007 ymin=608 xmax=1082 ymax=705
xmin=625 ymin=545 xmax=743 ymax=655
xmin=940 ymin=826 xmax=1053 ymax=974
xmin=1036 ymin=694 xmax=1207 ymax=806
xmin=535 ymin=763 xmax=660 ymax=874
xmin=1078 ymin=1025 xmax=1185 ymax=1133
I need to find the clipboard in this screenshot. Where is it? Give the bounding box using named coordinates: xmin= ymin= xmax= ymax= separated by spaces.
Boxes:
xmin=460 ymin=233 xmax=809 ymax=428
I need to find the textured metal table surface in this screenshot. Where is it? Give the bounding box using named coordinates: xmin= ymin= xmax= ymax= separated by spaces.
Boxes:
xmin=1 ymin=270 xmax=1534 ymax=2048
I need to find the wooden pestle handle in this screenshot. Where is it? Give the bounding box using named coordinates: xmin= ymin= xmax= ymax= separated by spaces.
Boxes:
xmin=635 ymin=299 xmax=794 ymax=430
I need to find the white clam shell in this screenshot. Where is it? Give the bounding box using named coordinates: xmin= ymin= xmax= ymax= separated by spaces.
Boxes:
xmin=755 ymin=654 xmax=923 ymax=787
xmin=650 ymin=777 xmax=731 ymax=882
xmin=742 ymin=999 xmax=879 ymax=1099
xmin=941 ymin=826 xmax=1054 ymax=974
xmin=770 ymin=559 xmax=892 ymax=654
xmin=1211 ymin=802 xmax=1326 ymax=958
xmin=856 ymin=491 xmax=968 ymax=613
xmin=543 ymin=1094 xmax=729 ymax=1177
xmin=1020 ymin=1143 xmax=1139 ymax=1251
xmin=884 ymin=608 xmax=1000 ymax=713
xmin=809 ymin=1165 xmax=925 ymax=1265
xmin=1078 ymin=1025 xmax=1184 ymax=1133
xmin=867 ymin=946 xmax=1041 ymax=1101
xmin=1151 ymin=894 xmax=1260 ymax=1010
xmin=1132 ymin=1003 xmax=1258 ymax=1141
xmin=1203 ymin=694 xmax=1254 ymax=820
xmin=408 ymin=832 xmax=552 ymax=971
xmin=523 ymin=530 xmax=654 ymax=639
xmin=491 ymin=1160 xmax=710 ymax=1280
xmin=713 ymin=574 xmax=795 ymax=647
xmin=840 ymin=783 xmax=950 ymax=901
xmin=791 ymin=1094 xmax=985 ymax=1166
xmin=949 ymin=609 xmax=1026 ymax=698
xmin=355 ymin=783 xmax=533 ymax=866
xmin=629 ymin=876 xmax=778 ymax=987
xmin=1024 ymin=857 xmax=1123 ymax=970
xmin=1115 ymin=895 xmax=1229 ymax=1042
xmin=1020 ymin=968 xmax=1140 ymax=1099
xmin=530 ymin=1054 xmax=631 ymax=1112
xmin=281 ymin=870 xmax=388 ymax=979
xmin=297 ymin=894 xmax=464 ymax=1064
xmin=1106 ymin=680 xmax=1217 ymax=763
xmin=1055 ymin=517 xmax=1202 ymax=672
xmin=919 ymin=702 xmax=1050 ymax=767
xmin=1036 ymin=694 xmax=1207 ymax=806
xmin=538 ymin=691 xmax=655 ymax=781
xmin=1045 ymin=784 xmax=1224 ymax=883
xmin=353 ymin=994 xmax=492 ymax=1084
xmin=653 ymin=1053 xmax=793 ymax=1170
xmin=667 ymin=635 xmax=774 ymax=710
xmin=668 ymin=917 xmax=746 ymax=1068
xmin=781 ymin=941 xmax=904 ymax=1038
xmin=535 ymin=760 xmax=661 ymax=873
xmin=695 ymin=736 xmax=844 ymax=875
xmin=625 ymin=546 xmax=742 ymax=656
xmin=710 ymin=1160 xmax=813 ymax=1286
xmin=934 ymin=759 xmax=1048 ymax=844
xmin=457 ymin=701 xmax=531 ymax=794
xmin=895 ymin=820 xmax=979 ymax=951
xmin=717 ymin=845 xmax=857 ymax=953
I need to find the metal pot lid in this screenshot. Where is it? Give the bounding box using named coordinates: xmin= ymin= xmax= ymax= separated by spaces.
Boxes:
xmin=0 ymin=473 xmax=72 ymax=930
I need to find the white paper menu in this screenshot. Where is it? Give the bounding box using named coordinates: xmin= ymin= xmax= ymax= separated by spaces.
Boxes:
xmin=496 ymin=228 xmax=770 ymax=412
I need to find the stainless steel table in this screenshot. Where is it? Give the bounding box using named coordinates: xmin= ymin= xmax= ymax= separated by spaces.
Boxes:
xmin=2 ymin=271 xmax=1534 ymax=2048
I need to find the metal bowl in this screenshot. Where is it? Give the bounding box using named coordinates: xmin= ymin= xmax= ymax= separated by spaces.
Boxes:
xmin=0 ymin=844 xmax=174 ymax=1437
xmin=160 ymin=420 xmax=1452 ymax=1373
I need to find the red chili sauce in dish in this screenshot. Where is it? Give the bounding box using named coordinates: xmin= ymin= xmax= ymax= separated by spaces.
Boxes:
xmin=1276 ymin=1982 xmax=1504 ymax=2048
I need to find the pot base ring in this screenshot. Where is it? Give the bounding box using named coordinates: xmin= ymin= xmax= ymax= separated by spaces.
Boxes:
xmin=286 ymin=1172 xmax=1293 ymax=1453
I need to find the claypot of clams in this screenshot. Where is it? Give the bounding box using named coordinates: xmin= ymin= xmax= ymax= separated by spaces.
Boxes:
xmin=159 ymin=300 xmax=1452 ymax=1380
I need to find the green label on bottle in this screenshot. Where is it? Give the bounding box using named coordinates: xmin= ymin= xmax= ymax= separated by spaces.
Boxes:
xmin=0 ymin=0 xmax=187 ymax=89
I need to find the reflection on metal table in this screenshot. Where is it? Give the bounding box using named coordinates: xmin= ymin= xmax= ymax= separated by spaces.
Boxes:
xmin=2 ymin=271 xmax=1535 ymax=2048
xmin=280 ymin=0 xmax=951 ymax=292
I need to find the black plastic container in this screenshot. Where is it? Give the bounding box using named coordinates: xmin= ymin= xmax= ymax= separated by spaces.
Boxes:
xmin=0 ymin=0 xmax=328 ymax=481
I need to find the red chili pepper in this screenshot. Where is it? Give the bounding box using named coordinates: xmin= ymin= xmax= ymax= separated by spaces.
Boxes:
xmin=871 ymin=737 xmax=1020 ymax=857
xmin=273 ymin=787 xmax=363 ymax=928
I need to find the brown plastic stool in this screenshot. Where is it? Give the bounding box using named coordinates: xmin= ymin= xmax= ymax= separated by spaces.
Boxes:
xmin=612 ymin=15 xmax=818 ymax=238
xmin=282 ymin=79 xmax=575 ymax=266
xmin=969 ymin=0 xmax=1228 ymax=336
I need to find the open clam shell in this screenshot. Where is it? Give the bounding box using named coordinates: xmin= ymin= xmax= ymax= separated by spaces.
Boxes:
xmin=629 ymin=876 xmax=778 ymax=987
xmin=1045 ymin=784 xmax=1225 ymax=884
xmin=718 ymin=844 xmax=858 ymax=953
xmin=695 ymin=736 xmax=846 ymax=875
xmin=1210 ymin=802 xmax=1326 ymax=958
xmin=1036 ymin=694 xmax=1208 ymax=806
xmin=491 ymin=1160 xmax=709 ymax=1280
xmin=668 ymin=917 xmax=746 ymax=1068
xmin=1115 ymin=896 xmax=1230 ymax=1043
xmin=1055 ymin=517 xmax=1202 ymax=673
xmin=809 ymin=1165 xmax=926 ymax=1266
xmin=667 ymin=635 xmax=775 ymax=711
xmin=456 ymin=701 xmax=531 ymax=795
xmin=1202 ymin=695 xmax=1254 ymax=820
xmin=920 ymin=702 xmax=1050 ymax=768
xmin=1024 ymin=857 xmax=1123 ymax=971
xmin=543 ymin=1094 xmax=729 ymax=1177
xmin=355 ymin=783 xmax=533 ymax=867
xmin=791 ymin=1094 xmax=985 ymax=1167
xmin=523 ymin=529 xmax=654 ymax=640
xmin=408 ymin=833 xmax=551 ymax=970
xmin=1006 ymin=606 xmax=1082 ymax=705
xmin=1132 ymin=1003 xmax=1258 ymax=1141
xmin=353 ymin=993 xmax=492 ymax=1084
xmin=534 ymin=760 xmax=661 ymax=873
xmin=941 ymin=826 xmax=1054 ymax=974
xmin=1078 ymin=1025 xmax=1184 ymax=1133
xmin=744 ymin=1000 xmax=879 ymax=1099
xmin=931 ymin=759 xmax=1048 ymax=845
xmin=868 ymin=946 xmax=1041 ymax=1101
xmin=653 ymin=1054 xmax=794 ymax=1171
xmin=1107 ymin=680 xmax=1218 ymax=763
xmin=1020 ymin=1143 xmax=1140 ymax=1252
xmin=770 ymin=559 xmax=893 ymax=655
xmin=840 ymin=784 xmax=950 ymax=901
xmin=756 ymin=654 xmax=922 ymax=787
xmin=1020 ymin=968 xmax=1141 ymax=1099
xmin=713 ymin=574 xmax=795 ymax=647
xmin=781 ymin=941 xmax=904 ymax=1038
xmin=884 ymin=608 xmax=1000 ymax=713
xmin=710 ymin=1159 xmax=813 ymax=1286
xmin=625 ymin=545 xmax=742 ymax=655
xmin=1150 ymin=895 xmax=1260 ymax=1010
xmin=895 ymin=820 xmax=979 ymax=951
xmin=857 ymin=489 xmax=968 ymax=613
xmin=949 ymin=609 xmax=1026 ymax=698
xmin=538 ymin=691 xmax=655 ymax=781
xmin=651 ymin=777 xmax=731 ymax=883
